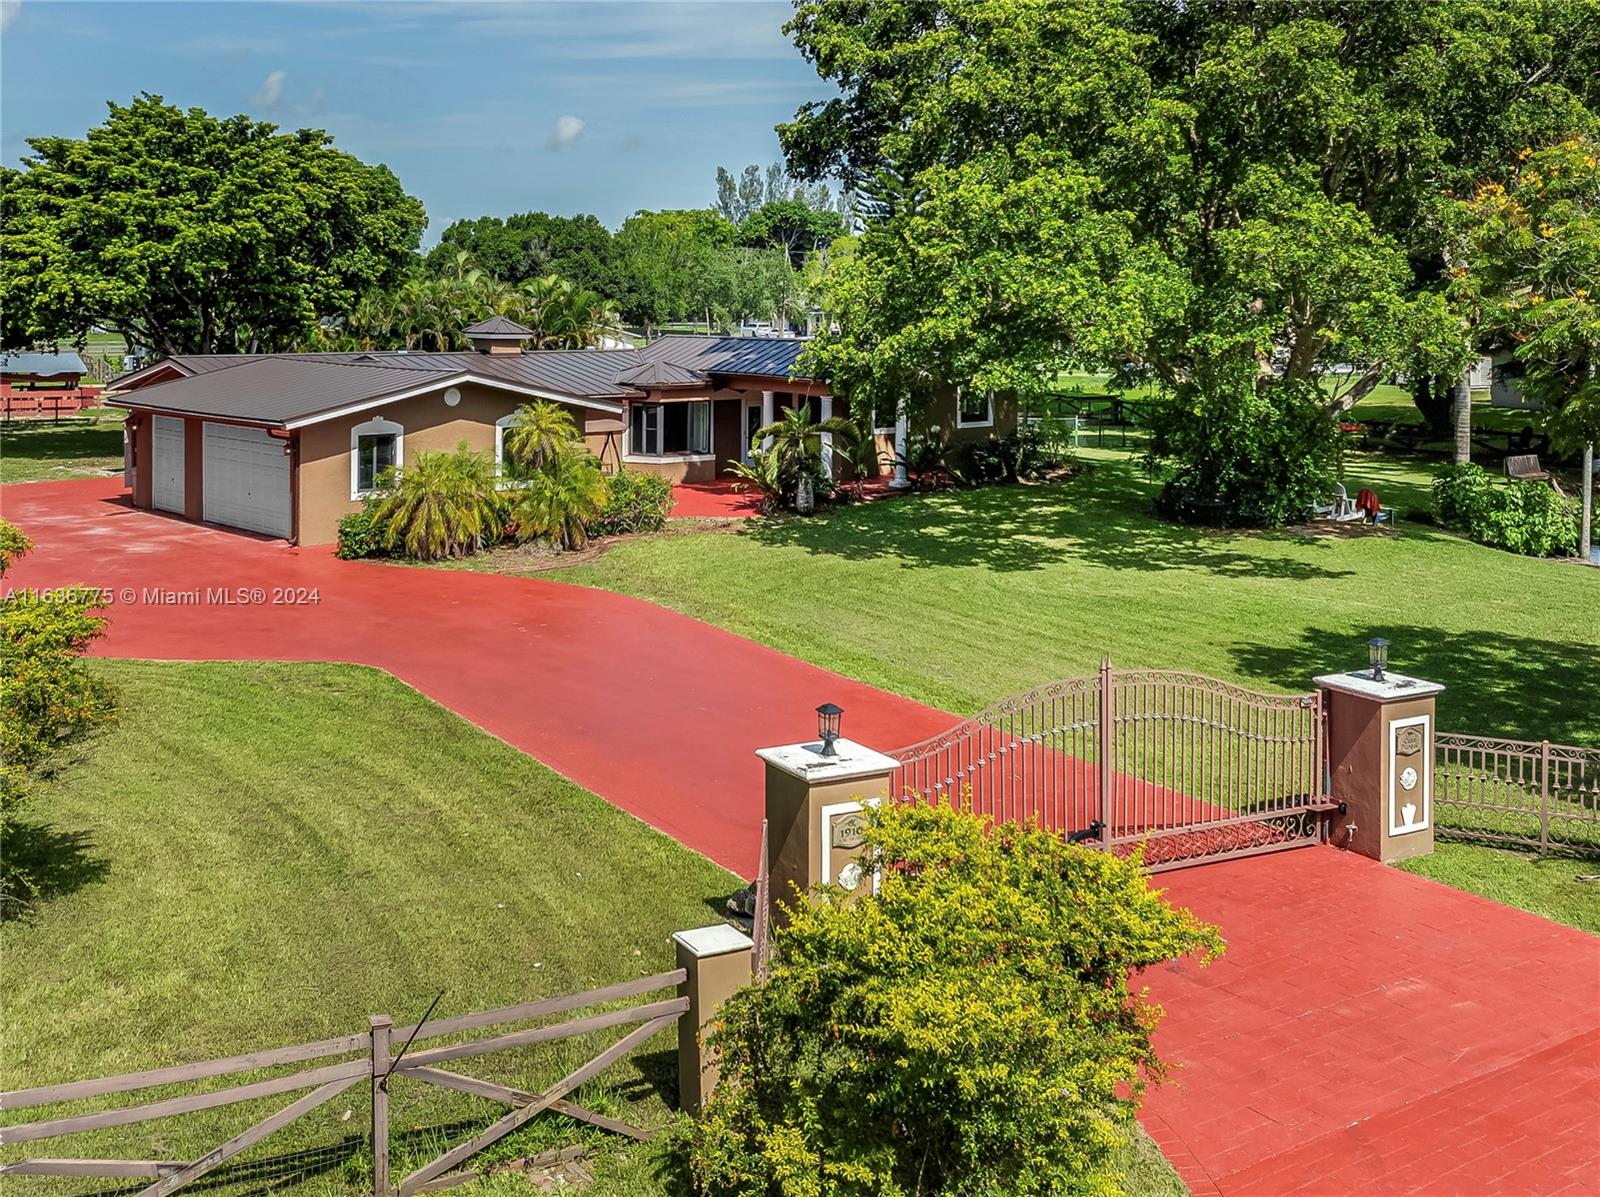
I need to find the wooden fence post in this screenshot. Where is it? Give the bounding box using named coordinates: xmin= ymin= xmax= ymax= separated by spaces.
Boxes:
xmin=369 ymin=1016 xmax=391 ymax=1197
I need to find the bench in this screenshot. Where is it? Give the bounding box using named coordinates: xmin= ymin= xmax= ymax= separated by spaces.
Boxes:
xmin=1505 ymin=454 xmax=1550 ymax=482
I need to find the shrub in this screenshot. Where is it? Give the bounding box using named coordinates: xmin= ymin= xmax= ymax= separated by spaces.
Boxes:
xmin=368 ymin=442 xmax=505 ymax=561
xmin=593 ymin=469 xmax=674 ymax=536
xmin=1 ymin=586 xmax=115 ymax=909
xmin=1474 ymin=481 xmax=1578 ymax=557
xmin=334 ymin=505 xmax=386 ymax=560
xmin=726 ymin=451 xmax=785 ymax=513
xmin=1431 ymin=463 xmax=1495 ymax=531
xmin=958 ymin=425 xmax=1074 ymax=486
xmin=0 ymin=519 xmax=33 ymax=576
xmin=506 ymin=443 xmax=610 ymax=550
xmin=687 ymin=802 xmax=1223 ymax=1197
xmin=502 ymin=400 xmax=581 ymax=475
xmin=1432 ymin=466 xmax=1578 ymax=557
xmin=1148 ymin=380 xmax=1338 ymax=526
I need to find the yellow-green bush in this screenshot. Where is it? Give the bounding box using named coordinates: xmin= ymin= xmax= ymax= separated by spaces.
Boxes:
xmin=687 ymin=802 xmax=1223 ymax=1197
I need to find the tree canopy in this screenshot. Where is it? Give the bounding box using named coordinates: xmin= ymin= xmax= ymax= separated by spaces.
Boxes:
xmin=425 ymin=210 xmax=619 ymax=296
xmin=0 ymin=94 xmax=425 ymax=355
xmin=1456 ymin=136 xmax=1600 ymax=450
xmin=782 ymin=0 xmax=1599 ymax=523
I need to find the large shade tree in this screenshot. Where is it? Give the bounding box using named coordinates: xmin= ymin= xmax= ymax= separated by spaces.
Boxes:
xmin=0 ymin=94 xmax=426 ymax=355
xmin=782 ymin=0 xmax=1598 ymax=524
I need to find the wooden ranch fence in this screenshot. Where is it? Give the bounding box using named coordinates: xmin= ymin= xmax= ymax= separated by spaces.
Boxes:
xmin=0 ymin=971 xmax=687 ymax=1197
xmin=1435 ymin=733 xmax=1600 ymax=854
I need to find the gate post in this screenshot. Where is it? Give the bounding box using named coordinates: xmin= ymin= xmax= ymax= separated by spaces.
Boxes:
xmin=757 ymin=736 xmax=898 ymax=928
xmin=1316 ymin=664 xmax=1443 ymax=864
xmin=674 ymin=925 xmax=753 ymax=1114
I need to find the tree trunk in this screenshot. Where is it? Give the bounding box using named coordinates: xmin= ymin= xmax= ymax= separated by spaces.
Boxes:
xmin=1581 ymin=441 xmax=1594 ymax=564
xmin=1450 ymin=371 xmax=1472 ymax=465
xmin=795 ymin=472 xmax=815 ymax=515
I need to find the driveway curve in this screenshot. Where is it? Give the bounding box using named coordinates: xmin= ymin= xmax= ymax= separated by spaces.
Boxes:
xmin=1 ymin=478 xmax=953 ymax=873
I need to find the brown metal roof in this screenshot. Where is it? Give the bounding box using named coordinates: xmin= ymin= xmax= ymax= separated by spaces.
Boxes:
xmin=613 ymin=359 xmax=707 ymax=388
xmin=107 ymin=335 xmax=815 ymax=426
xmin=463 ymin=315 xmax=534 ymax=338
xmin=105 ymin=358 xmax=459 ymax=425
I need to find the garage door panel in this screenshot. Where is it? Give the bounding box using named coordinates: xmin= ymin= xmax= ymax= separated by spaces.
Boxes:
xmin=202 ymin=424 xmax=291 ymax=538
xmin=152 ymin=416 xmax=185 ymax=513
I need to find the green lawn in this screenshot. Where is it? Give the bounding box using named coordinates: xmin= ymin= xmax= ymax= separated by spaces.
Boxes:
xmin=1 ymin=660 xmax=1186 ymax=1196
xmin=0 ymin=407 xmax=125 ymax=483
xmin=567 ymin=448 xmax=1598 ymax=744
xmin=0 ymin=661 xmax=736 ymax=1196
xmin=1399 ymin=844 xmax=1600 ymax=933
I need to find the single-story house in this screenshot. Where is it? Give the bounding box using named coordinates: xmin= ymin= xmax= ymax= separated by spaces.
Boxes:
xmin=107 ymin=317 xmax=1017 ymax=545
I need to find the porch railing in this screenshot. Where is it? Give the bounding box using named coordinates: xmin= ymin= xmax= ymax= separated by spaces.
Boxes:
xmin=1435 ymin=733 xmax=1600 ymax=854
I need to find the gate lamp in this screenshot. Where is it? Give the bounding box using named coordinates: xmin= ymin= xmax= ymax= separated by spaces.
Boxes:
xmin=1367 ymin=637 xmax=1390 ymax=682
xmin=815 ymin=702 xmax=843 ymax=757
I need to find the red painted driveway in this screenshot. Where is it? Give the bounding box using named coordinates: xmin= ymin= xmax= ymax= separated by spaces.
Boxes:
xmin=0 ymin=478 xmax=952 ymax=872
xmin=4 ymin=478 xmax=1598 ymax=1196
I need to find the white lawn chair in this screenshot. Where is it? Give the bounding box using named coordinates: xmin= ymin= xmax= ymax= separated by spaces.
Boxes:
xmin=1312 ymin=483 xmax=1360 ymax=522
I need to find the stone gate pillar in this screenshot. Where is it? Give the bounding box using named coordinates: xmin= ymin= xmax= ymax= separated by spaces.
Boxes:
xmin=757 ymin=737 xmax=898 ymax=926
xmin=1316 ymin=666 xmax=1444 ymax=864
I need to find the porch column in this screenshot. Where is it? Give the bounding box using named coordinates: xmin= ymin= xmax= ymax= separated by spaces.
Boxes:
xmin=890 ymin=401 xmax=910 ymax=489
xmin=818 ymin=394 xmax=835 ymax=480
xmin=760 ymin=390 xmax=775 ymax=451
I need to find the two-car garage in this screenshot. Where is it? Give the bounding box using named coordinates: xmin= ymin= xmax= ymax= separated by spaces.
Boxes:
xmin=144 ymin=415 xmax=292 ymax=539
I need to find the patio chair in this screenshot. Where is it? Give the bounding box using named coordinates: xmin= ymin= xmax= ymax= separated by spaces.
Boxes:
xmin=1312 ymin=483 xmax=1360 ymax=522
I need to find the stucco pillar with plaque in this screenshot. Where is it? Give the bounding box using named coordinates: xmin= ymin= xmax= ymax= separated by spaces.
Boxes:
xmin=756 ymin=737 xmax=898 ymax=926
xmin=1316 ymin=664 xmax=1444 ymax=864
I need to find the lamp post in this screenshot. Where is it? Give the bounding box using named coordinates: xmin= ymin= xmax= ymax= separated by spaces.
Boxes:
xmin=1367 ymin=637 xmax=1390 ymax=683
xmin=815 ymin=703 xmax=843 ymax=757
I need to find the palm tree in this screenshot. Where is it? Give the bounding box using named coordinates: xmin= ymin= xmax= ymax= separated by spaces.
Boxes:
xmin=507 ymin=443 xmax=610 ymax=550
xmin=752 ymin=406 xmax=859 ymax=514
xmin=369 ymin=442 xmax=504 ymax=560
xmin=503 ymin=400 xmax=580 ymax=475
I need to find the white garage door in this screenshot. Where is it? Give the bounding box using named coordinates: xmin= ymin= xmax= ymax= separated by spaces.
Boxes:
xmin=202 ymin=423 xmax=291 ymax=538
xmin=152 ymin=416 xmax=186 ymax=513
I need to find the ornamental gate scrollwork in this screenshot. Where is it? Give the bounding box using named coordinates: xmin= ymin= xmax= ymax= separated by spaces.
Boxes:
xmin=888 ymin=662 xmax=1332 ymax=871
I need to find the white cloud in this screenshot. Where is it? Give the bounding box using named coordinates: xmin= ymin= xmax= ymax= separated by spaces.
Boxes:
xmin=251 ymin=70 xmax=288 ymax=108
xmin=1 ymin=1 xmax=21 ymax=31
xmin=549 ymin=114 xmax=586 ymax=149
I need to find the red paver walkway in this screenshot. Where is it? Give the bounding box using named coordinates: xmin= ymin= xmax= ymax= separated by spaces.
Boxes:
xmin=671 ymin=479 xmax=766 ymax=518
xmin=670 ymin=475 xmax=907 ymax=519
xmin=5 ymin=477 xmax=1598 ymax=1196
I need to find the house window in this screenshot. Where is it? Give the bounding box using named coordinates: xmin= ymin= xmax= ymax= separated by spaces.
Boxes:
xmin=630 ymin=400 xmax=711 ymax=457
xmin=356 ymin=434 xmax=396 ymax=491
xmin=956 ymin=386 xmax=993 ymax=428
xmin=350 ymin=416 xmax=403 ymax=498
xmin=495 ymin=416 xmax=517 ymax=475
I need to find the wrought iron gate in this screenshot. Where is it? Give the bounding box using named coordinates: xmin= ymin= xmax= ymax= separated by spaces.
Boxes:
xmin=888 ymin=662 xmax=1331 ymax=871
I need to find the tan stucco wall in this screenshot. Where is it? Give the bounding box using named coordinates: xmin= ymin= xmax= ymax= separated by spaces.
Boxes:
xmin=296 ymin=381 xmax=604 ymax=546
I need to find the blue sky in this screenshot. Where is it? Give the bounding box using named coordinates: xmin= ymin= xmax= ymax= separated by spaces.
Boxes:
xmin=0 ymin=0 xmax=833 ymax=241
